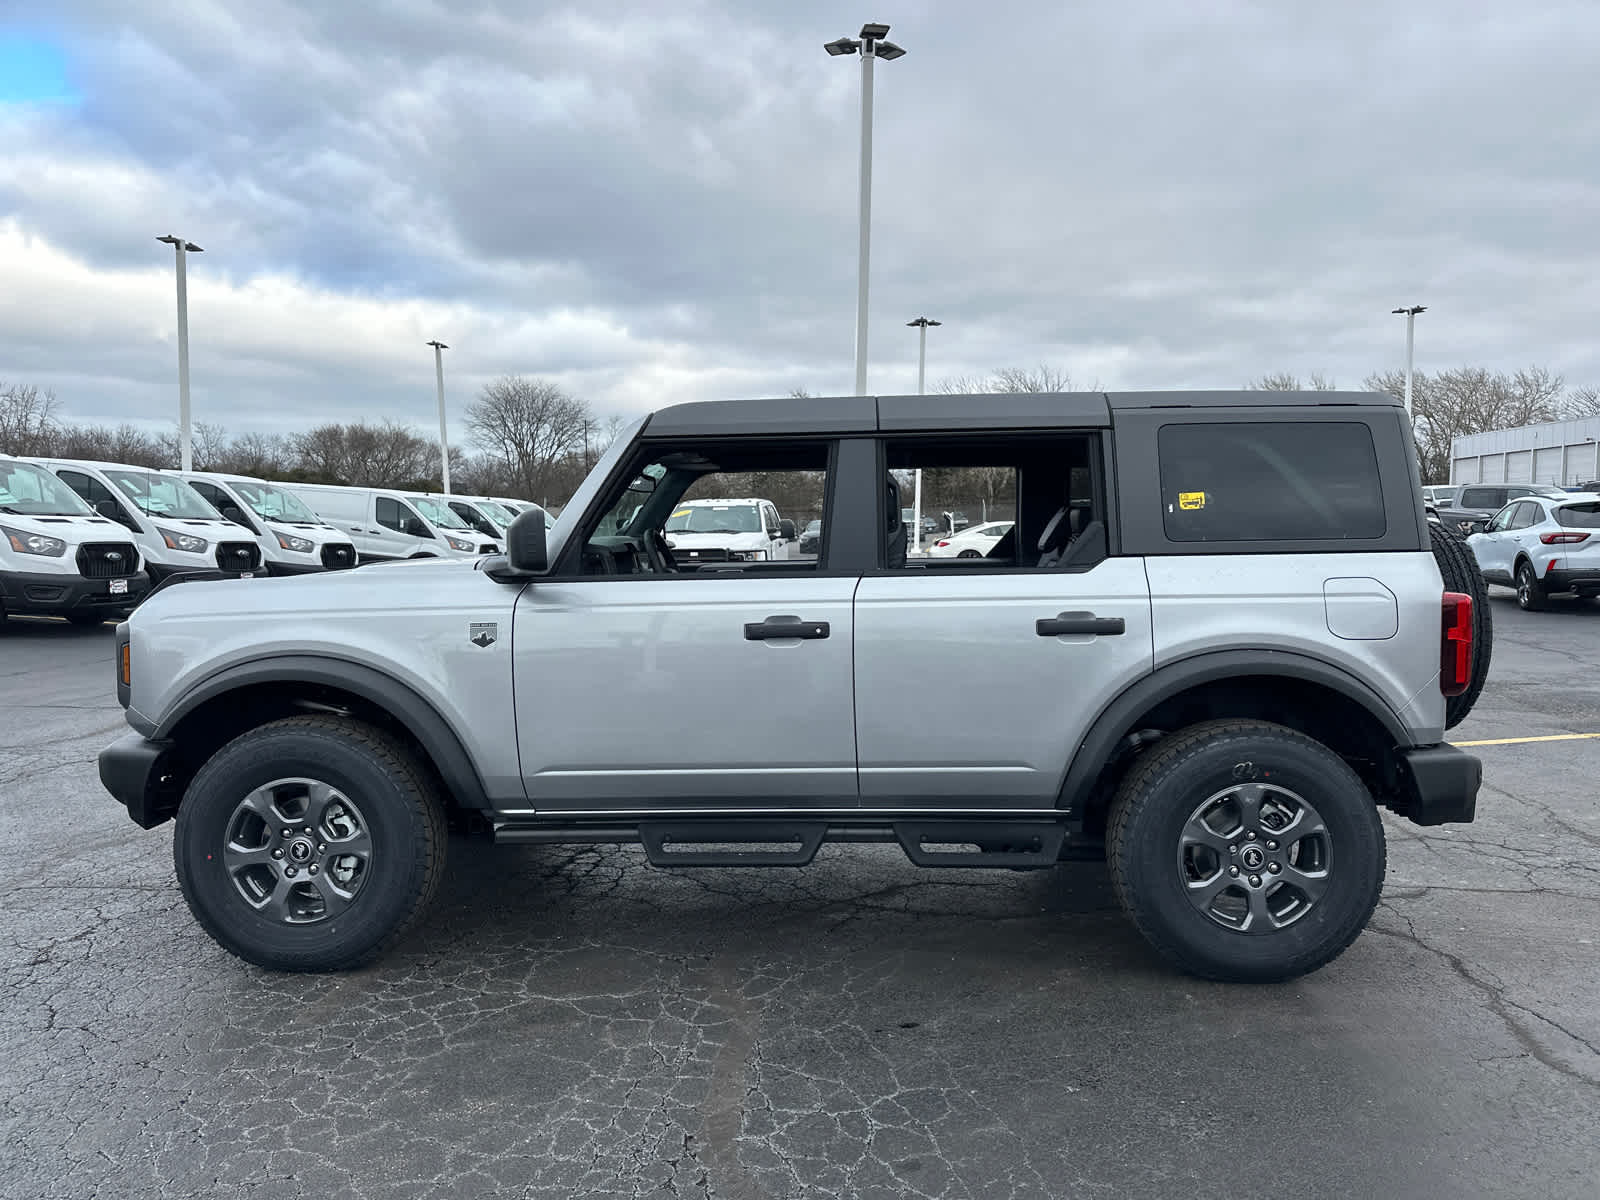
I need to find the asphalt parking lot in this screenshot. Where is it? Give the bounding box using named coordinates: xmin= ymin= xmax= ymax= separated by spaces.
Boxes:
xmin=4 ymin=590 xmax=1599 ymax=1200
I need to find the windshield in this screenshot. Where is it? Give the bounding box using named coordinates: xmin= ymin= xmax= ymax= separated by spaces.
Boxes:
xmin=409 ymin=495 xmax=470 ymax=530
xmin=666 ymin=504 xmax=762 ymax=534
xmin=105 ymin=469 xmax=222 ymax=519
xmin=0 ymin=461 xmax=94 ymax=516
xmin=477 ymin=500 xmax=518 ymax=525
xmin=230 ymin=479 xmax=322 ymax=523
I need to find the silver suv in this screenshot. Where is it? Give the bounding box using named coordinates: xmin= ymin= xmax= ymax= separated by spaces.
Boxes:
xmin=98 ymin=390 xmax=1489 ymax=983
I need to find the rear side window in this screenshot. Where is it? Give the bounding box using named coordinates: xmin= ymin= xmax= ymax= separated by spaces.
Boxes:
xmin=1158 ymin=422 xmax=1386 ymax=542
xmin=1556 ymin=503 xmax=1600 ymax=529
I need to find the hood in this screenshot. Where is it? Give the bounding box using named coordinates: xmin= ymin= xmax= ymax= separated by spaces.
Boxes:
xmin=665 ymin=530 xmax=767 ymax=545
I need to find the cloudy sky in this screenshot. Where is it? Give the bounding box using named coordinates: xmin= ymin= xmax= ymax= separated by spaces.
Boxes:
xmin=2 ymin=0 xmax=1597 ymax=445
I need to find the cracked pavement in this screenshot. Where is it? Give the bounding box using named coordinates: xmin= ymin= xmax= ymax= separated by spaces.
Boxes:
xmin=3 ymin=591 xmax=1599 ymax=1199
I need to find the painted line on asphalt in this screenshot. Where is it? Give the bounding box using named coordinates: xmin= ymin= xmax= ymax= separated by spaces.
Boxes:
xmin=1451 ymin=732 xmax=1600 ymax=747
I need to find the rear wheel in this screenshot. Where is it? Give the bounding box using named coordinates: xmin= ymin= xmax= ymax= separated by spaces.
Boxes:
xmin=174 ymin=716 xmax=446 ymax=971
xmin=957 ymin=549 xmax=981 ymax=559
xmin=1429 ymin=522 xmax=1492 ymax=728
xmin=1515 ymin=560 xmax=1548 ymax=611
xmin=1107 ymin=719 xmax=1385 ymax=983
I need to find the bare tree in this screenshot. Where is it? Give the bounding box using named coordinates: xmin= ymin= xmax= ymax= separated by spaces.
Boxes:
xmin=466 ymin=376 xmax=592 ymax=500
xmin=55 ymin=423 xmax=166 ymax=466
xmin=937 ymin=365 xmax=1091 ymax=394
xmin=1367 ymin=365 xmax=1567 ymax=483
xmin=1563 ymin=386 xmax=1600 ymax=419
xmin=0 ymin=382 xmax=60 ymax=455
xmin=1250 ymin=373 xmax=1337 ymax=391
xmin=289 ymin=420 xmax=439 ymax=487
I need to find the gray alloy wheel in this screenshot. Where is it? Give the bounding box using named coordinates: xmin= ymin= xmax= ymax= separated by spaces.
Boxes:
xmin=1516 ymin=561 xmax=1547 ymax=611
xmin=1177 ymin=781 xmax=1331 ymax=933
xmin=222 ymin=777 xmax=373 ymax=925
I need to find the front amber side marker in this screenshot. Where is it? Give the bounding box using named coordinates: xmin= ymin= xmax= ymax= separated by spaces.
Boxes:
xmin=120 ymin=644 xmax=131 ymax=687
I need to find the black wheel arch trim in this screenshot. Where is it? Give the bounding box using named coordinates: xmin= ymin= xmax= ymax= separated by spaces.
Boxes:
xmin=1057 ymin=648 xmax=1410 ymax=812
xmin=151 ymin=654 xmax=496 ymax=808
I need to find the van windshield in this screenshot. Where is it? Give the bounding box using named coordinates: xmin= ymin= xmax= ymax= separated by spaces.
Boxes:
xmin=476 ymin=500 xmax=518 ymax=525
xmin=230 ymin=480 xmax=322 ymax=523
xmin=104 ymin=470 xmax=222 ymax=520
xmin=666 ymin=504 xmax=762 ymax=534
xmin=409 ymin=496 xmax=470 ymax=530
xmin=0 ymin=461 xmax=93 ymax=516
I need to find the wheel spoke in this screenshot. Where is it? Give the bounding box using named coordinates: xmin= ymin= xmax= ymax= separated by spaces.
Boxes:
xmin=223 ymin=842 xmax=275 ymax=871
xmin=304 ymin=781 xmax=341 ymax=827
xmin=236 ymin=785 xmax=284 ymax=824
xmin=1243 ymin=883 xmax=1277 ymax=931
xmin=254 ymin=873 xmax=296 ymax=923
xmin=308 ymin=875 xmax=357 ymax=918
xmin=1271 ymin=805 xmax=1327 ymax=843
xmin=1278 ymin=864 xmax=1331 ymax=904
xmin=1180 ymin=823 xmax=1233 ymax=855
xmin=327 ymin=827 xmax=371 ymax=859
xmin=1185 ymin=869 xmax=1234 ymax=907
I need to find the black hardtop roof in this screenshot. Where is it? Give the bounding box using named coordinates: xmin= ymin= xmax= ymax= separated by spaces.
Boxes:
xmin=642 ymin=390 xmax=1402 ymax=437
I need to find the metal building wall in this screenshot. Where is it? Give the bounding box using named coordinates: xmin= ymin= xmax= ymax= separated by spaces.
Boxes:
xmin=1450 ymin=417 xmax=1600 ymax=485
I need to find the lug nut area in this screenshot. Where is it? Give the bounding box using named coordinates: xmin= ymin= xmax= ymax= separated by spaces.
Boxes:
xmin=1268 ymin=862 xmax=1282 ymax=874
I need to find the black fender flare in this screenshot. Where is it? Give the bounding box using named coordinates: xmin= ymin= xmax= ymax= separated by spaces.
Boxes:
xmin=150 ymin=654 xmax=494 ymax=809
xmin=1057 ymin=649 xmax=1411 ymax=812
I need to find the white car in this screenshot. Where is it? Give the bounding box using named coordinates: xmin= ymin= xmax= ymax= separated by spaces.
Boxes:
xmin=1467 ymin=494 xmax=1600 ymax=610
xmin=926 ymin=520 xmax=1014 ymax=559
xmin=663 ymin=498 xmax=796 ymax=564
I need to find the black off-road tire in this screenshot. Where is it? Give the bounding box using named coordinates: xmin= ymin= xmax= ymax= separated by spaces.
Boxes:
xmin=1429 ymin=522 xmax=1492 ymax=728
xmin=1107 ymin=719 xmax=1385 ymax=984
xmin=174 ymin=716 xmax=447 ymax=971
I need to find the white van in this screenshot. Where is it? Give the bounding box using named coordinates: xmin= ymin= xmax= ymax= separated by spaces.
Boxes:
xmin=281 ymin=483 xmax=501 ymax=563
xmin=176 ymin=471 xmax=357 ymax=574
xmin=434 ymin=494 xmax=527 ymax=539
xmin=0 ymin=455 xmax=150 ymax=624
xmin=663 ymin=498 xmax=797 ymax=564
xmin=33 ymin=458 xmax=264 ymax=582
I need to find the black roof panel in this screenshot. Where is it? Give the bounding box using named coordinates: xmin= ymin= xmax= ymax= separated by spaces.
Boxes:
xmin=1107 ymin=389 xmax=1401 ymax=409
xmin=643 ymin=396 xmax=876 ymax=437
xmin=877 ymin=392 xmax=1110 ymax=430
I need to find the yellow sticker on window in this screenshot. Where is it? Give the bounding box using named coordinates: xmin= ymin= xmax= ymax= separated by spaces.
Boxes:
xmin=671 ymin=509 xmax=692 ymax=518
xmin=1179 ymin=492 xmax=1206 ymax=510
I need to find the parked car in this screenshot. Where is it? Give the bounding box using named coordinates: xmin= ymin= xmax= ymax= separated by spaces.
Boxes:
xmin=1467 ymin=494 xmax=1600 ymax=609
xmin=1 ymin=455 xmax=149 ymax=624
xmin=178 ymin=471 xmax=356 ymax=574
xmin=1437 ymin=483 xmax=1568 ymax=536
xmin=798 ymin=519 xmax=822 ymax=555
xmin=101 ymin=388 xmax=1488 ymax=985
xmin=927 ymin=520 xmax=1014 ymax=558
xmin=1422 ymin=485 xmax=1458 ymax=509
xmin=32 ymin=457 xmax=264 ymax=581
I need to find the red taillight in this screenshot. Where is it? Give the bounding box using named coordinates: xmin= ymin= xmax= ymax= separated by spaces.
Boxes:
xmin=935 ymin=540 xmax=950 ymax=547
xmin=1441 ymin=592 xmax=1473 ymax=697
xmin=1539 ymin=531 xmax=1590 ymax=544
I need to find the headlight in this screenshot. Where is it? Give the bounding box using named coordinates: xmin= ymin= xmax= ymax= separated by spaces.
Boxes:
xmin=156 ymin=526 xmax=209 ymax=554
xmin=275 ymin=532 xmax=315 ymax=553
xmin=730 ymin=550 xmax=768 ymax=562
xmin=1 ymin=526 xmax=68 ymax=556
xmin=444 ymin=535 xmax=475 ymax=552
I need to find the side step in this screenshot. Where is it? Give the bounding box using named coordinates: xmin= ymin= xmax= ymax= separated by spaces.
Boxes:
xmin=892 ymin=820 xmax=1066 ymax=868
xmin=638 ymin=821 xmax=825 ymax=867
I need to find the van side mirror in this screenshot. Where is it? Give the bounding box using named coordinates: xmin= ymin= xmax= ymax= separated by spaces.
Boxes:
xmin=779 ymin=519 xmax=797 ymax=540
xmin=96 ymin=499 xmax=137 ymax=530
xmin=505 ymin=508 xmax=548 ymax=574
xmin=403 ymin=517 xmax=431 ymax=538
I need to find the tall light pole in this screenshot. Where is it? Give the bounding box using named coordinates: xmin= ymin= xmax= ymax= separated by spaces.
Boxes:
xmin=826 ymin=23 xmax=906 ymax=396
xmin=426 ymin=340 xmax=450 ymax=494
xmin=157 ymin=235 xmax=203 ymax=471
xmin=1392 ymin=305 xmax=1426 ymax=418
xmin=907 ymin=317 xmax=940 ymax=551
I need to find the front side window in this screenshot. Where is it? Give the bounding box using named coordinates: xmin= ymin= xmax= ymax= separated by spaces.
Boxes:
xmin=0 ymin=462 xmax=92 ymax=516
xmin=1158 ymin=422 xmax=1385 ymax=542
xmin=376 ymin=497 xmax=424 ymax=533
xmin=104 ymin=470 xmax=221 ymax=520
xmin=1486 ymin=506 xmax=1516 ymax=533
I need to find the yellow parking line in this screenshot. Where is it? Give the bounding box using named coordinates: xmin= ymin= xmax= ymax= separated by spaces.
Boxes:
xmin=1451 ymin=733 xmax=1600 ymax=747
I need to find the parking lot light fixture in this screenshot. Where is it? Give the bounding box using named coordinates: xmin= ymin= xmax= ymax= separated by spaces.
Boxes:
xmin=427 ymin=340 xmax=450 ymax=495
xmin=826 ymin=22 xmax=907 ymax=395
xmin=157 ymin=235 xmax=204 ymax=471
xmin=1392 ymin=305 xmax=1426 ymax=417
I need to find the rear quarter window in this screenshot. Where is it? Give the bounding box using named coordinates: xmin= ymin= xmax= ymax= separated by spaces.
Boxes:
xmin=1158 ymin=422 xmax=1386 ymax=542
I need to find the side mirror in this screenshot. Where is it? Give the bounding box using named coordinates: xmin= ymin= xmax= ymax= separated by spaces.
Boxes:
xmin=403 ymin=517 xmax=431 ymax=538
xmin=505 ymin=507 xmax=548 ymax=574
xmin=221 ymin=503 xmax=250 ymax=526
xmin=779 ymin=519 xmax=797 ymax=540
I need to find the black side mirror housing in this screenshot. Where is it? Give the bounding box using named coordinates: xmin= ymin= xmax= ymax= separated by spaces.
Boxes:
xmin=503 ymin=507 xmax=548 ymax=574
xmin=403 ymin=517 xmax=430 ymax=538
xmin=779 ymin=519 xmax=797 ymax=540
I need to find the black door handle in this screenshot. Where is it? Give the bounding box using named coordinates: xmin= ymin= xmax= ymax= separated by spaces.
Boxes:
xmin=745 ymin=615 xmax=830 ymax=641
xmin=1036 ymin=612 xmax=1125 ymax=637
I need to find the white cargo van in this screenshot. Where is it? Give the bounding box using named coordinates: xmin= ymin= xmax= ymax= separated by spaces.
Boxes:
xmin=281 ymin=484 xmax=500 ymax=562
xmin=436 ymin=495 xmax=526 ymax=539
xmin=33 ymin=458 xmax=264 ymax=582
xmin=663 ymin=497 xmax=797 ymax=564
xmin=0 ymin=455 xmax=150 ymax=624
xmin=176 ymin=472 xmax=357 ymax=574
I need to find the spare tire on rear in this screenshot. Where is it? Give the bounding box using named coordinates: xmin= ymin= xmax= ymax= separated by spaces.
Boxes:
xmin=1429 ymin=522 xmax=1492 ymax=728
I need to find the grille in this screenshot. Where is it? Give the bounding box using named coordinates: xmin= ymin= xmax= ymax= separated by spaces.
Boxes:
xmin=321 ymin=543 xmax=357 ymax=570
xmin=216 ymin=542 xmax=262 ymax=573
xmin=675 ymin=546 xmax=730 ymax=563
xmin=77 ymin=543 xmax=138 ymax=579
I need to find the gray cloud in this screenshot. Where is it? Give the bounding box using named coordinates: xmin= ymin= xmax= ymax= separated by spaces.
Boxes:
xmin=4 ymin=0 xmax=1599 ymax=445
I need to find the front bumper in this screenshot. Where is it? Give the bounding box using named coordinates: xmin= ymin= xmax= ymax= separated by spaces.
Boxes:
xmin=266 ymin=559 xmax=325 ymax=576
xmin=1394 ymin=743 xmax=1482 ymax=826
xmin=98 ymin=730 xmax=183 ymax=829
xmin=1540 ymin=567 xmax=1600 ymax=596
xmin=0 ymin=568 xmax=149 ymax=617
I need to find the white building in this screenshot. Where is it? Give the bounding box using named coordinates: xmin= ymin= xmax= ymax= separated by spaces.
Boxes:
xmin=1450 ymin=417 xmax=1600 ymax=487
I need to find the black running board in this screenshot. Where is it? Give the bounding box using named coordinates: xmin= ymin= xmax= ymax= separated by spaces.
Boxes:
xmin=494 ymin=815 xmax=1074 ymax=869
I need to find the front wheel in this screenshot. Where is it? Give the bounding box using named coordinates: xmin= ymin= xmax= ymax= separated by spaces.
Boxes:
xmin=174 ymin=716 xmax=446 ymax=971
xmin=1107 ymin=719 xmax=1385 ymax=983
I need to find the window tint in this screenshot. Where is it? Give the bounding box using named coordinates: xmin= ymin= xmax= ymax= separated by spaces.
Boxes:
xmin=1508 ymin=502 xmax=1541 ymax=530
xmin=1556 ymin=503 xmax=1600 ymax=529
xmin=375 ymin=497 xmax=415 ymax=532
xmin=882 ymin=434 xmax=1101 ymax=571
xmin=1158 ymin=422 xmax=1385 ymax=542
xmin=1486 ymin=506 xmax=1516 ymax=533
xmin=1459 ymin=488 xmax=1502 ymax=509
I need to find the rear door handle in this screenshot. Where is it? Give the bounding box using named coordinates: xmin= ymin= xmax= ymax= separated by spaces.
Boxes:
xmin=745 ymin=615 xmax=830 ymax=641
xmin=1037 ymin=612 xmax=1125 ymax=637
